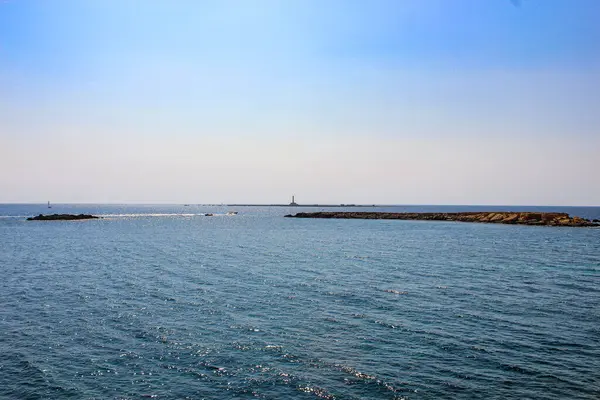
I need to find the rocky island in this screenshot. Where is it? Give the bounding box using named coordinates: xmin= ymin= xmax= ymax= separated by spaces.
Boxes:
xmin=27 ymin=214 xmax=100 ymax=221
xmin=285 ymin=212 xmax=599 ymax=227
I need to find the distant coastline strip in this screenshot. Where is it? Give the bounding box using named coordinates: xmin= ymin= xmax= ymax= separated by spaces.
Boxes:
xmin=227 ymin=204 xmax=366 ymax=207
xmin=284 ymin=212 xmax=600 ymax=227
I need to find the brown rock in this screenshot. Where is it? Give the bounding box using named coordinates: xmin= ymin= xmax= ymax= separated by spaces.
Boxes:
xmin=27 ymin=214 xmax=100 ymax=221
xmin=285 ymin=211 xmax=598 ymax=227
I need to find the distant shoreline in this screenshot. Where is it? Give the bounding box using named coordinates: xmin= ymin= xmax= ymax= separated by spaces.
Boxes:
xmin=226 ymin=204 xmax=375 ymax=207
xmin=2 ymin=203 xmax=599 ymax=208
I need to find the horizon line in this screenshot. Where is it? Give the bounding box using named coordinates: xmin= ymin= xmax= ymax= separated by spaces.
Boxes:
xmin=1 ymin=202 xmax=599 ymax=208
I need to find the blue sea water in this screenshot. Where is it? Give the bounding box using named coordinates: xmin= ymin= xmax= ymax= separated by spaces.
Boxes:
xmin=1 ymin=204 xmax=599 ymax=399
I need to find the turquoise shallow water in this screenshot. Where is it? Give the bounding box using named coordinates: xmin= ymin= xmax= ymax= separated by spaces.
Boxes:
xmin=1 ymin=204 xmax=599 ymax=399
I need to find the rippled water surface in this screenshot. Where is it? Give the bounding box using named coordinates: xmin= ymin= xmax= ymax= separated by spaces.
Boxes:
xmin=1 ymin=204 xmax=599 ymax=399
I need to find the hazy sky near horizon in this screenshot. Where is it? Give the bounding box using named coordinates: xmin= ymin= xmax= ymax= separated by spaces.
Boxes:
xmin=1 ymin=0 xmax=599 ymax=205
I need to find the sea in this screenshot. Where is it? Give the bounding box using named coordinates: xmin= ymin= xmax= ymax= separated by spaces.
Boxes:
xmin=1 ymin=204 xmax=599 ymax=399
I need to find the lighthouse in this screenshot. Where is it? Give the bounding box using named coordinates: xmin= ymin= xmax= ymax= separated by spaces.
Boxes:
xmin=289 ymin=195 xmax=298 ymax=206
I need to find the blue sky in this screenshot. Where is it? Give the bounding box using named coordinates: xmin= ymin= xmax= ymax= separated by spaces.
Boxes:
xmin=1 ymin=0 xmax=599 ymax=204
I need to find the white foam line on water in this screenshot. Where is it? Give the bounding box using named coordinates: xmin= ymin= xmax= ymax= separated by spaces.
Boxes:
xmin=101 ymin=213 xmax=202 ymax=217
xmin=100 ymin=213 xmax=235 ymax=217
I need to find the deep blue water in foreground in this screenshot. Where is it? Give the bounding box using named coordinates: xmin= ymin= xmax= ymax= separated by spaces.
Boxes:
xmin=1 ymin=204 xmax=599 ymax=399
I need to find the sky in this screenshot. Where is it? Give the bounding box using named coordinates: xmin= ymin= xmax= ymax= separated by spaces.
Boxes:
xmin=1 ymin=0 xmax=599 ymax=205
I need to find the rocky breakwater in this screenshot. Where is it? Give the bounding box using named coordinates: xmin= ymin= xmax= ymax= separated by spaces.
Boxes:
xmin=285 ymin=212 xmax=599 ymax=227
xmin=27 ymin=214 xmax=100 ymax=221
